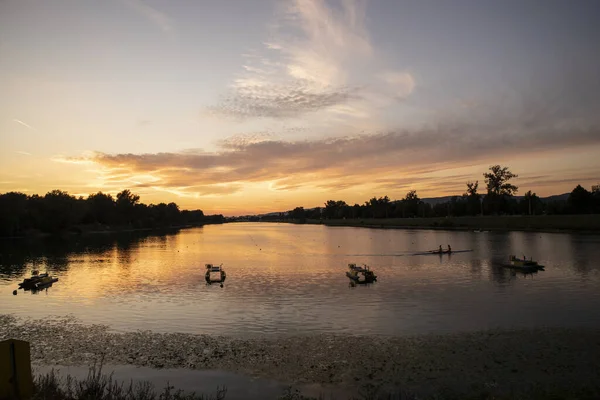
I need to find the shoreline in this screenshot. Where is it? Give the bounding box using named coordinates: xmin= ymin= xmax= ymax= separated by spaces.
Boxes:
xmin=0 ymin=223 xmax=221 ymax=240
xmin=287 ymin=215 xmax=600 ymax=233
xmin=2 ymin=315 xmax=599 ymax=398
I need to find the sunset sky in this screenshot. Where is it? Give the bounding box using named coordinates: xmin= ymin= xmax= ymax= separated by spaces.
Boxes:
xmin=1 ymin=0 xmax=599 ymax=215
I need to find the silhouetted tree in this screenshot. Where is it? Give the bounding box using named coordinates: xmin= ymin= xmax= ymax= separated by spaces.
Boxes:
xmin=0 ymin=189 xmax=215 ymax=237
xmin=0 ymin=192 xmax=28 ymax=236
xmin=484 ymin=165 xmax=519 ymax=196
xmin=365 ymin=196 xmax=391 ymax=218
xmin=464 ymin=181 xmax=482 ymax=215
xmin=323 ymin=200 xmax=348 ymax=219
xmin=568 ymin=185 xmax=593 ymax=214
xmin=86 ymin=192 xmax=115 ymax=225
xmin=520 ymin=191 xmax=542 ymax=215
xmin=402 ymin=190 xmax=422 ymax=217
xmin=290 ymin=207 xmax=306 ymax=221
xmin=483 ymin=165 xmax=518 ymax=214
xmin=116 ymin=189 xmax=140 ymax=225
xmin=41 ymin=190 xmax=84 ymax=233
xmin=352 ymin=204 xmax=362 ymax=218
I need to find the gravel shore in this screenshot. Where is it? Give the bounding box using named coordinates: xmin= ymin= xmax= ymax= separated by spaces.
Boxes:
xmin=2 ymin=314 xmax=600 ymax=397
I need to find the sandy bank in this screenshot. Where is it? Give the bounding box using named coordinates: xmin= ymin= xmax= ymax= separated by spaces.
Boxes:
xmin=2 ymin=315 xmax=599 ymax=397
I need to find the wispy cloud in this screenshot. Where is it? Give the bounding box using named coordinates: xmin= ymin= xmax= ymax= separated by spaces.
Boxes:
xmin=122 ymin=0 xmax=173 ymax=34
xmin=218 ymin=132 xmax=276 ymax=149
xmin=13 ymin=119 xmax=37 ymax=131
xmin=209 ymin=0 xmax=413 ymax=121
xmin=15 ymin=151 xmax=32 ymax=156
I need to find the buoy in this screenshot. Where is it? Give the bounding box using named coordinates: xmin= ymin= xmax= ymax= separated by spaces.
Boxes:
xmin=220 ymin=284 xmax=223 ymax=288
xmin=13 ymin=290 xmax=17 ymax=295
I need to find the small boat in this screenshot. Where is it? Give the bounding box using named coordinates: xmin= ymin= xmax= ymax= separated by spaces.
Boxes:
xmin=346 ymin=263 xmax=377 ymax=284
xmin=501 ymin=255 xmax=545 ymax=272
xmin=18 ymin=270 xmax=58 ymax=290
xmin=205 ymin=264 xmax=226 ymax=285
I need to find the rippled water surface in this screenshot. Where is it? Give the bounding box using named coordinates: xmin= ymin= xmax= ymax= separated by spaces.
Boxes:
xmin=2 ymin=223 xmax=600 ymax=336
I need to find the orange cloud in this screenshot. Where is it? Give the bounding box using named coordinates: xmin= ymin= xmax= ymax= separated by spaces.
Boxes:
xmin=58 ymin=115 xmax=600 ymax=208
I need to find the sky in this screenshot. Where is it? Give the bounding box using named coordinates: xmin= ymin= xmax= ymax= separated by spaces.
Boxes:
xmin=1 ymin=0 xmax=600 ymax=215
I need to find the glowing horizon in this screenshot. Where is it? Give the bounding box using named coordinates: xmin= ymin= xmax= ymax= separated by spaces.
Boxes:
xmin=2 ymin=0 xmax=599 ymax=216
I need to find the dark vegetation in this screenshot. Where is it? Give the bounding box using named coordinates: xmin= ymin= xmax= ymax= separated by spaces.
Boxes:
xmin=31 ymin=366 xmax=600 ymax=400
xmin=0 ymin=189 xmax=224 ymax=237
xmin=252 ymin=165 xmax=600 ymax=223
xmin=33 ymin=363 xmax=226 ymax=400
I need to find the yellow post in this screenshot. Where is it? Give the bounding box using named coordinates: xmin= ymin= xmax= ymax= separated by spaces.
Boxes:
xmin=0 ymin=339 xmax=33 ymax=400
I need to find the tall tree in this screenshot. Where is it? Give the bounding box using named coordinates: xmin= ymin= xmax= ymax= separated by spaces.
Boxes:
xmin=483 ymin=165 xmax=518 ymax=214
xmin=464 ymin=181 xmax=482 ymax=215
xmin=403 ymin=190 xmax=421 ymax=217
xmin=484 ymin=165 xmax=519 ymax=196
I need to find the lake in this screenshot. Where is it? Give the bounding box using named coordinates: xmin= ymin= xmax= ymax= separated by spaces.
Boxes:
xmin=1 ymin=223 xmax=600 ymax=336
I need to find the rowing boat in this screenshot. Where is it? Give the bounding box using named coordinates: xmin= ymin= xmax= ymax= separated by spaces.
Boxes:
xmin=412 ymin=249 xmax=473 ymax=256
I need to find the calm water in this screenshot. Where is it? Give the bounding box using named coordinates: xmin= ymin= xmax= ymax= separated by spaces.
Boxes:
xmin=1 ymin=223 xmax=600 ymax=336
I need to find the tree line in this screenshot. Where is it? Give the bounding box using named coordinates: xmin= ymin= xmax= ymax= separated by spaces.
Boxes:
xmin=266 ymin=165 xmax=600 ymax=222
xmin=0 ymin=189 xmax=224 ymax=237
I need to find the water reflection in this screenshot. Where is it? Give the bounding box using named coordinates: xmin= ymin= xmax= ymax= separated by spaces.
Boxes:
xmin=29 ymin=282 xmax=56 ymax=295
xmin=1 ymin=224 xmax=600 ymax=336
xmin=0 ymin=229 xmax=181 ymax=279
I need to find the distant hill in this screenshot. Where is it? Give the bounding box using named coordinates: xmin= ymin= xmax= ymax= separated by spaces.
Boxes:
xmin=540 ymin=193 xmax=570 ymax=202
xmin=420 ymin=196 xmax=459 ymax=206
xmin=421 ymin=193 xmax=570 ymax=206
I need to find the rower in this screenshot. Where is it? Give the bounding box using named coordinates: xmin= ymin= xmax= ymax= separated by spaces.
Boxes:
xmin=439 ymin=245 xmax=443 ymax=253
xmin=448 ymin=244 xmax=452 ymax=253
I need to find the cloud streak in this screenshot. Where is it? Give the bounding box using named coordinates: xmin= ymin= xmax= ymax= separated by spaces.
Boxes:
xmin=13 ymin=119 xmax=36 ymax=131
xmin=122 ymin=0 xmax=173 ymax=34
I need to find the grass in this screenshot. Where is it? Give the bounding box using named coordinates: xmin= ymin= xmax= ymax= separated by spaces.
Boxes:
xmin=305 ymin=214 xmax=600 ymax=232
xmin=30 ymin=362 xmax=600 ymax=400
xmin=32 ymin=361 xmax=227 ymax=400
